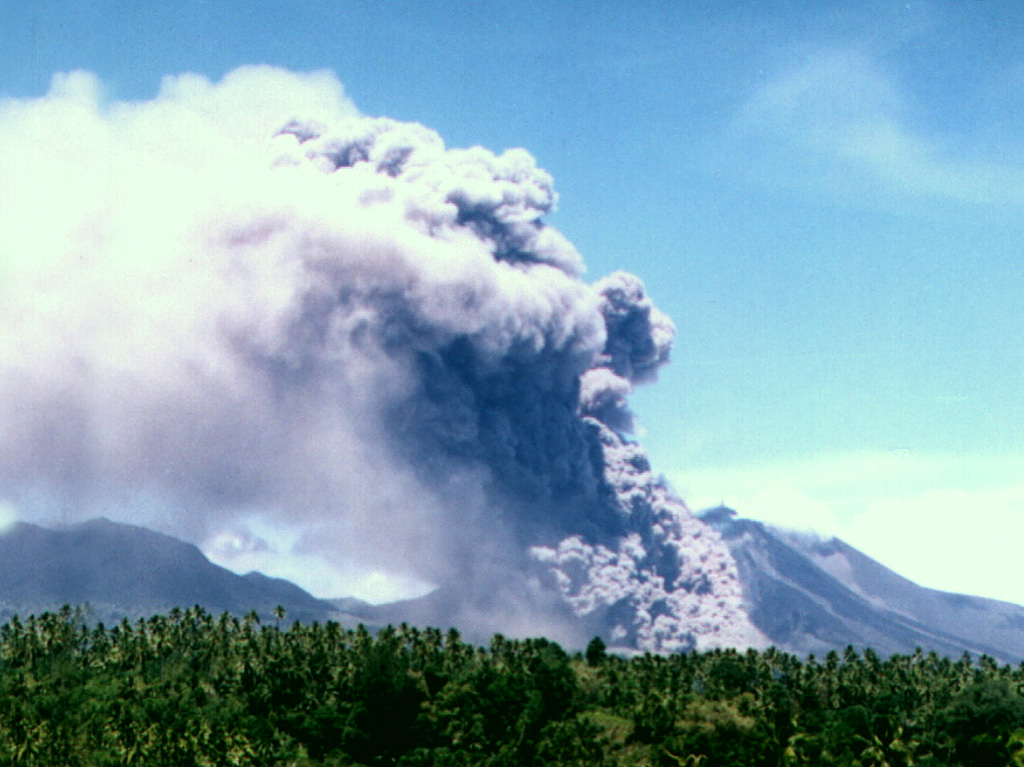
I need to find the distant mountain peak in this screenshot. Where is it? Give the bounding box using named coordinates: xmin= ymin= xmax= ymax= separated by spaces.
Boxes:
xmin=698 ymin=505 xmax=739 ymax=525
xmin=0 ymin=518 xmax=348 ymax=627
xmin=699 ymin=508 xmax=1024 ymax=661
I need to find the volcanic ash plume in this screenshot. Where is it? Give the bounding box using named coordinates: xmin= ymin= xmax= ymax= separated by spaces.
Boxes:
xmin=0 ymin=66 xmax=762 ymax=651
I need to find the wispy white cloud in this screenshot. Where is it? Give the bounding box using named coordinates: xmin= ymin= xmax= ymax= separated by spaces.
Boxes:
xmin=672 ymin=451 xmax=1024 ymax=605
xmin=736 ymin=47 xmax=1024 ymax=206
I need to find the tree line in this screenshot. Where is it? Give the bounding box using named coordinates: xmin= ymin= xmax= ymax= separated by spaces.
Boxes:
xmin=0 ymin=606 xmax=1022 ymax=766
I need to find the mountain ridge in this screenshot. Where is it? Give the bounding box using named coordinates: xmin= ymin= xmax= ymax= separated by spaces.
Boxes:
xmin=0 ymin=517 xmax=343 ymax=626
xmin=3 ymin=513 xmax=1022 ymax=661
xmin=699 ymin=507 xmax=1024 ymax=661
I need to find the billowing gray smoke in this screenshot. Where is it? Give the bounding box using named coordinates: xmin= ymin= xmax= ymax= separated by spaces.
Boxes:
xmin=0 ymin=67 xmax=762 ymax=651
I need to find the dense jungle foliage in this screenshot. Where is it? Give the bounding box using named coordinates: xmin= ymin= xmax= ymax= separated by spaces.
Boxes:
xmin=1 ymin=607 xmax=1023 ymax=766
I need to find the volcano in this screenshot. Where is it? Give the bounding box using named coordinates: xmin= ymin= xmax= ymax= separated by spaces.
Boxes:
xmin=3 ymin=515 xmax=1022 ymax=662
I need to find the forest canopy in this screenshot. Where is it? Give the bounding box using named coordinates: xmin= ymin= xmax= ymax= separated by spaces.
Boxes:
xmin=0 ymin=606 xmax=1022 ymax=766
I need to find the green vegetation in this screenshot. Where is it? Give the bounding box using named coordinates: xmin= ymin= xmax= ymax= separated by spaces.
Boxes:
xmin=1 ymin=606 xmax=1023 ymax=766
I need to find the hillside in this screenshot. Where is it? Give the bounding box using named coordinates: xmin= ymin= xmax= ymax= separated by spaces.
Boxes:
xmin=700 ymin=506 xmax=1024 ymax=661
xmin=0 ymin=518 xmax=338 ymax=625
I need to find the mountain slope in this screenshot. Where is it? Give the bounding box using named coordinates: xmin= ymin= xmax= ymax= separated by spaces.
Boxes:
xmin=0 ymin=518 xmax=338 ymax=624
xmin=5 ymin=514 xmax=1024 ymax=662
xmin=699 ymin=507 xmax=1024 ymax=662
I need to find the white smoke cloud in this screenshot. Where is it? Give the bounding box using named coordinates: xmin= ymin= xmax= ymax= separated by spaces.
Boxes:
xmin=0 ymin=66 xmax=754 ymax=650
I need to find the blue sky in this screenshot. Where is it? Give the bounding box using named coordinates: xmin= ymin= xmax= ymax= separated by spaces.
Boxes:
xmin=4 ymin=0 xmax=1024 ymax=603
